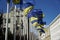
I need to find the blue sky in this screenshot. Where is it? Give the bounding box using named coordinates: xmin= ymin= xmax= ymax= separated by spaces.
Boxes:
xmin=0 ymin=0 xmax=60 ymax=25
xmin=35 ymin=0 xmax=60 ymax=25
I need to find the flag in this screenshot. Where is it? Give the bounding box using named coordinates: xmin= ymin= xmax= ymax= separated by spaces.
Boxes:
xmin=23 ymin=6 xmax=34 ymax=16
xmin=36 ymin=26 xmax=42 ymax=29
xmin=37 ymin=26 xmax=48 ymax=34
xmin=7 ymin=0 xmax=10 ymax=3
xmin=37 ymin=28 xmax=45 ymax=33
xmin=29 ymin=17 xmax=38 ymax=27
xmin=13 ymin=0 xmax=20 ymax=4
xmin=38 ymin=19 xmax=46 ymax=25
xmin=36 ymin=25 xmax=44 ymax=29
xmin=39 ymin=13 xmax=45 ymax=18
xmin=29 ymin=9 xmax=45 ymax=18
xmin=40 ymin=29 xmax=45 ymax=33
xmin=23 ymin=2 xmax=34 ymax=16
xmin=38 ymin=20 xmax=46 ymax=25
xmin=30 ymin=17 xmax=38 ymax=22
xmin=32 ymin=22 xmax=38 ymax=27
xmin=37 ymin=28 xmax=45 ymax=36
xmin=27 ymin=9 xmax=45 ymax=27
xmin=36 ymin=10 xmax=44 ymax=18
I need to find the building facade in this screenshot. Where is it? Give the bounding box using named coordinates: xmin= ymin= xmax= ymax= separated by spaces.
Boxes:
xmin=3 ymin=8 xmax=28 ymax=35
xmin=49 ymin=14 xmax=60 ymax=40
xmin=3 ymin=8 xmax=38 ymax=40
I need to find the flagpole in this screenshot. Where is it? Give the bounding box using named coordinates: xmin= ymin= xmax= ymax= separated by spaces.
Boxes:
xmin=28 ymin=18 xmax=29 ymax=40
xmin=19 ymin=0 xmax=23 ymax=40
xmin=13 ymin=5 xmax=16 ymax=40
xmin=5 ymin=3 xmax=9 ymax=40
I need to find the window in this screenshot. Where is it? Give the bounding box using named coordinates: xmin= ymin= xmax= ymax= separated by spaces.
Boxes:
xmin=5 ymin=18 xmax=10 ymax=23
xmin=8 ymin=18 xmax=10 ymax=23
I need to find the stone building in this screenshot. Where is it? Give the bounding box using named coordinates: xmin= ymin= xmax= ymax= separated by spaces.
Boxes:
xmin=49 ymin=14 xmax=60 ymax=40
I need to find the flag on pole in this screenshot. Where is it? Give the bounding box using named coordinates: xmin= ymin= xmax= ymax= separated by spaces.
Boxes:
xmin=13 ymin=0 xmax=20 ymax=4
xmin=36 ymin=26 xmax=48 ymax=36
xmin=36 ymin=25 xmax=44 ymax=29
xmin=30 ymin=17 xmax=38 ymax=22
xmin=27 ymin=9 xmax=45 ymax=27
xmin=37 ymin=28 xmax=45 ymax=33
xmin=26 ymin=9 xmax=46 ymax=35
xmin=23 ymin=2 xmax=34 ymax=16
xmin=23 ymin=6 xmax=34 ymax=16
xmin=37 ymin=28 xmax=45 ymax=36
xmin=40 ymin=29 xmax=45 ymax=33
xmin=30 ymin=17 xmax=38 ymax=27
xmin=27 ymin=9 xmax=45 ymax=18
xmin=35 ymin=10 xmax=44 ymax=18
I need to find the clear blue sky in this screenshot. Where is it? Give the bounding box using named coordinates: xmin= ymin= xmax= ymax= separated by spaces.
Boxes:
xmin=0 ymin=0 xmax=60 ymax=25
xmin=34 ymin=0 xmax=60 ymax=25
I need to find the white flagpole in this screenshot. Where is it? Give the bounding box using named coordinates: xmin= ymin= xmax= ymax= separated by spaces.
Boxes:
xmin=13 ymin=5 xmax=16 ymax=40
xmin=5 ymin=3 xmax=9 ymax=40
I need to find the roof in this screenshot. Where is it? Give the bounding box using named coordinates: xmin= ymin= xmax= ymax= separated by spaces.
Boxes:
xmin=48 ymin=14 xmax=60 ymax=27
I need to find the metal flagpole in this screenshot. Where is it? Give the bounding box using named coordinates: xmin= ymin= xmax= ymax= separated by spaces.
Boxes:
xmin=19 ymin=0 xmax=23 ymax=40
xmin=28 ymin=18 xmax=29 ymax=40
xmin=27 ymin=17 xmax=28 ymax=40
xmin=22 ymin=14 xmax=25 ymax=40
xmin=19 ymin=11 xmax=22 ymax=40
xmin=5 ymin=3 xmax=9 ymax=40
xmin=13 ymin=5 xmax=16 ymax=40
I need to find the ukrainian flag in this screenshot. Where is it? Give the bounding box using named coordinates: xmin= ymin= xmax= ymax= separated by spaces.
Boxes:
xmin=30 ymin=17 xmax=38 ymax=22
xmin=28 ymin=9 xmax=45 ymax=27
xmin=37 ymin=26 xmax=48 ymax=34
xmin=36 ymin=10 xmax=44 ymax=18
xmin=36 ymin=24 xmax=44 ymax=28
xmin=29 ymin=9 xmax=45 ymax=18
xmin=23 ymin=2 xmax=34 ymax=16
xmin=37 ymin=28 xmax=45 ymax=33
xmin=28 ymin=16 xmax=38 ymax=27
xmin=23 ymin=6 xmax=34 ymax=16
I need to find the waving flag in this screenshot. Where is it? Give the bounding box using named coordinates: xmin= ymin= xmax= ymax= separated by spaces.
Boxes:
xmin=27 ymin=9 xmax=45 ymax=27
xmin=23 ymin=2 xmax=34 ymax=16
xmin=40 ymin=29 xmax=45 ymax=33
xmin=23 ymin=6 xmax=34 ymax=16
xmin=26 ymin=9 xmax=46 ymax=35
